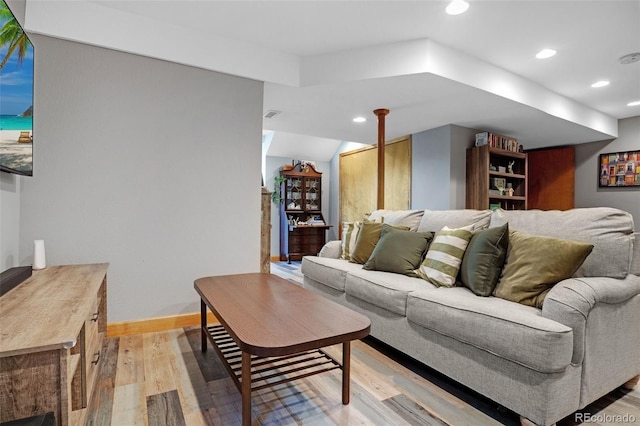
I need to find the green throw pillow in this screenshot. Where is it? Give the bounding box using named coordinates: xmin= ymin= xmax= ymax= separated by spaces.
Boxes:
xmin=350 ymin=221 xmax=385 ymax=264
xmin=493 ymin=231 xmax=594 ymax=308
xmin=460 ymin=223 xmax=509 ymax=296
xmin=350 ymin=221 xmax=407 ymax=264
xmin=416 ymin=225 xmax=474 ymax=287
xmin=341 ymin=218 xmax=382 ymax=261
xmin=363 ymin=225 xmax=433 ymax=276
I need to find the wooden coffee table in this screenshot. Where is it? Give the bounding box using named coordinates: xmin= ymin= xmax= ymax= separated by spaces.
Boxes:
xmin=194 ymin=273 xmax=370 ymax=426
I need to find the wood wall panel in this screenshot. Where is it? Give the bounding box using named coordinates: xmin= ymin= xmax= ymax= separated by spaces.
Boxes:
xmin=339 ymin=136 xmax=411 ymax=227
xmin=260 ymin=187 xmax=271 ymax=273
xmin=527 ymin=146 xmax=575 ymax=210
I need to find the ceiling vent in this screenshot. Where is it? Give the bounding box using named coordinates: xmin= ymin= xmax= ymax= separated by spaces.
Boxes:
xmin=263 ymin=110 xmax=282 ymax=119
xmin=619 ymin=53 xmax=640 ymax=65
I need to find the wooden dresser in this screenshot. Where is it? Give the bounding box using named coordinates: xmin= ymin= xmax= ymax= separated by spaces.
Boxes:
xmin=0 ymin=264 xmax=108 ymax=426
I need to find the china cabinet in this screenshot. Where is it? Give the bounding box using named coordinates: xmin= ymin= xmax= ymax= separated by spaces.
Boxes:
xmin=278 ymin=163 xmax=330 ymax=262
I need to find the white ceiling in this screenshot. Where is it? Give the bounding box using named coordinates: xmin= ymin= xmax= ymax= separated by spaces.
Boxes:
xmin=22 ymin=1 xmax=640 ymax=161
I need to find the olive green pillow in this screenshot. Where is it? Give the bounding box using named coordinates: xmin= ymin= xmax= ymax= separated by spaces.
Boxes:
xmin=363 ymin=225 xmax=434 ymax=276
xmin=493 ymin=231 xmax=594 ymax=308
xmin=350 ymin=222 xmax=409 ymax=264
xmin=341 ymin=218 xmax=382 ymax=261
xmin=350 ymin=221 xmax=384 ymax=264
xmin=460 ymin=223 xmax=509 ymax=296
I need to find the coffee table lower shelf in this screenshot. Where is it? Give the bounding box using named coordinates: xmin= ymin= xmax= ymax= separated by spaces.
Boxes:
xmin=204 ymin=324 xmax=342 ymax=393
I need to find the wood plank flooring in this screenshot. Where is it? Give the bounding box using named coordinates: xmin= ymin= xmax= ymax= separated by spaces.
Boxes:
xmin=87 ymin=262 xmax=640 ymax=425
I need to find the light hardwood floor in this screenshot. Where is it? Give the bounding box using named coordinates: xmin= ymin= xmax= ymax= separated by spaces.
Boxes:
xmin=87 ymin=262 xmax=640 ymax=425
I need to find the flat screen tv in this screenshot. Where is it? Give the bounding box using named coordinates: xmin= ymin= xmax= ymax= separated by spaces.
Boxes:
xmin=0 ymin=0 xmax=34 ymax=176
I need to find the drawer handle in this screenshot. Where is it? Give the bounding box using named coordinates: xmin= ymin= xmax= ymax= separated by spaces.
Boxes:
xmin=91 ymin=312 xmax=99 ymax=322
xmin=91 ymin=351 xmax=101 ymax=365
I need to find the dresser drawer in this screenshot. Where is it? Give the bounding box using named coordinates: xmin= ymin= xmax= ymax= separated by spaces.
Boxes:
xmin=289 ymin=234 xmax=322 ymax=245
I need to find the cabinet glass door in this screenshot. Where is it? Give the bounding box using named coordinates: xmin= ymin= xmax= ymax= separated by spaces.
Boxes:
xmin=286 ymin=177 xmax=303 ymax=210
xmin=305 ymin=177 xmax=320 ymax=211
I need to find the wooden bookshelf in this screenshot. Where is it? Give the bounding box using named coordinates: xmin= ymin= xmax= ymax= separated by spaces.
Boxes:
xmin=466 ymin=144 xmax=528 ymax=210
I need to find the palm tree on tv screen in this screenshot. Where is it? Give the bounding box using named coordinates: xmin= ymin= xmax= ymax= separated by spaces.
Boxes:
xmin=0 ymin=0 xmax=31 ymax=71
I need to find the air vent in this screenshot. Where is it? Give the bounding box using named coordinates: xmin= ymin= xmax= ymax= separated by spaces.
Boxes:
xmin=263 ymin=110 xmax=282 ymax=119
xmin=619 ymin=53 xmax=640 ymax=65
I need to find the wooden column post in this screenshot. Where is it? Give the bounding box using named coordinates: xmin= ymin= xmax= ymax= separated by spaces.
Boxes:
xmin=374 ymin=109 xmax=389 ymax=209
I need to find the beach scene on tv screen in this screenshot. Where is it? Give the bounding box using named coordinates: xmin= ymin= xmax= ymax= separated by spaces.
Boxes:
xmin=0 ymin=0 xmax=33 ymax=175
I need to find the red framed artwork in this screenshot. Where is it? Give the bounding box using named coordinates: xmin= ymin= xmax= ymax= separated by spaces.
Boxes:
xmin=599 ymin=150 xmax=640 ymax=187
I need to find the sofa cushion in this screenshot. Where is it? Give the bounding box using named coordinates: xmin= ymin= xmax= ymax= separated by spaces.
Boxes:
xmin=406 ymin=287 xmax=574 ymax=373
xmin=460 ymin=223 xmax=509 ymax=296
xmin=363 ymin=225 xmax=433 ymax=276
xmin=368 ymin=209 xmax=424 ymax=231
xmin=417 ymin=209 xmax=492 ymax=233
xmin=345 ymin=269 xmax=430 ymax=316
xmin=318 ymin=240 xmax=342 ymax=259
xmin=489 ymin=208 xmax=633 ymax=279
xmin=300 ymin=256 xmax=364 ymax=291
xmin=493 ymin=231 xmax=594 ymax=308
xmin=416 ymin=225 xmax=473 ymax=287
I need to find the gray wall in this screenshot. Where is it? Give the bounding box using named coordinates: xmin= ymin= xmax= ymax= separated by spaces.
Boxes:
xmin=15 ymin=35 xmax=263 ymax=322
xmin=450 ymin=125 xmax=478 ymax=208
xmin=411 ymin=124 xmax=475 ymax=210
xmin=575 ymin=116 xmax=640 ymax=225
xmin=411 ymin=126 xmax=452 ymax=209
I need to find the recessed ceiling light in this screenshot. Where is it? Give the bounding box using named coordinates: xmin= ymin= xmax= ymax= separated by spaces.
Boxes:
xmin=628 ymin=100 xmax=640 ymax=107
xmin=446 ymin=0 xmax=469 ymax=15
xmin=353 ymin=116 xmax=367 ymax=123
xmin=536 ymin=49 xmax=557 ymax=59
xmin=591 ymin=80 xmax=610 ymax=88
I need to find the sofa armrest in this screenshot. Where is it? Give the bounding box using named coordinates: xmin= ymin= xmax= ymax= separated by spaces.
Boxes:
xmin=542 ymin=275 xmax=640 ymax=364
xmin=631 ymin=232 xmax=640 ymax=275
xmin=318 ymin=240 xmax=342 ymax=259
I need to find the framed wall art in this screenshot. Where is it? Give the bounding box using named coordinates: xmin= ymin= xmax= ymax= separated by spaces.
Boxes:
xmin=599 ymin=150 xmax=640 ymax=187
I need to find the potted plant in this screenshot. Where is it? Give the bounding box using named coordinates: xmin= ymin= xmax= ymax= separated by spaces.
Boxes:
xmin=271 ymin=176 xmax=287 ymax=204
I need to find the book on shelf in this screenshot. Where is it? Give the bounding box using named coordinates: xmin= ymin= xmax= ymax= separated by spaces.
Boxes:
xmin=308 ymin=216 xmax=325 ymax=225
xmin=475 ymin=131 xmax=519 ymax=152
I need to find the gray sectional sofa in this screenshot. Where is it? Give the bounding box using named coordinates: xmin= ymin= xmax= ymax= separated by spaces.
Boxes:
xmin=301 ymin=207 xmax=640 ymax=426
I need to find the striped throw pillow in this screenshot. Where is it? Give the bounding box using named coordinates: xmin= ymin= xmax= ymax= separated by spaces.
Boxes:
xmin=341 ymin=221 xmax=362 ymax=260
xmin=416 ymin=225 xmax=473 ymax=287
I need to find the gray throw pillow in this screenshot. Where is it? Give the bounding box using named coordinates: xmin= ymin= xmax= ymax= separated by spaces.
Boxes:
xmin=363 ymin=224 xmax=433 ymax=276
xmin=460 ymin=223 xmax=509 ymax=296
